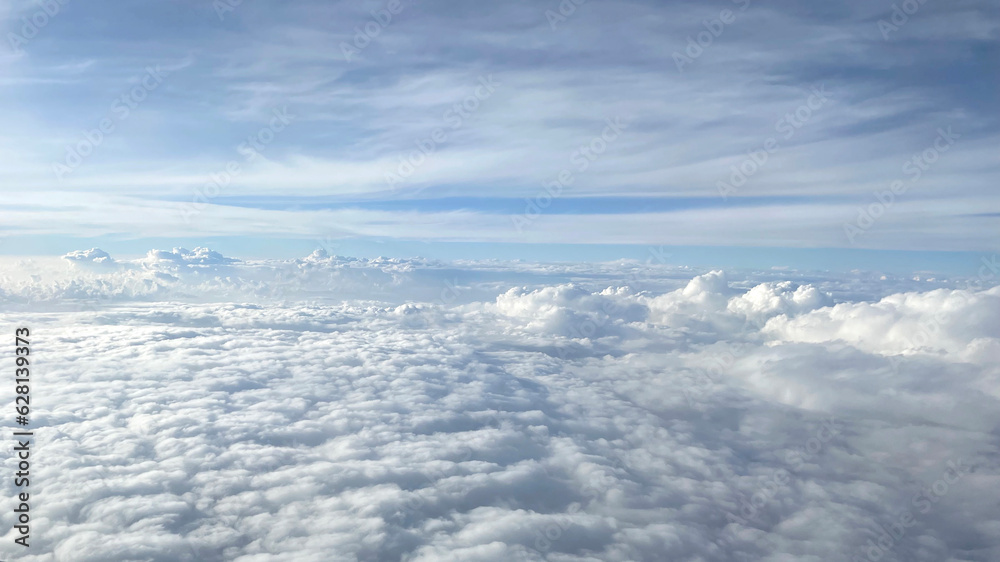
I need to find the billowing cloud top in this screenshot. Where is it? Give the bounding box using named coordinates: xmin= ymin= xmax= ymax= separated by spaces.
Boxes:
xmin=0 ymin=251 xmax=997 ymax=560
xmin=61 ymin=248 xmax=114 ymax=264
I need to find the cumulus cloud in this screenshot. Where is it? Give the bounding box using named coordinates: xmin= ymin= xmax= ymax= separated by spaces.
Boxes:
xmin=491 ymin=284 xmax=646 ymax=339
xmin=62 ymin=248 xmax=114 ymax=265
xmin=0 ymin=251 xmax=997 ymax=561
xmin=764 ymin=285 xmax=1000 ymax=358
xmin=140 ymin=247 xmax=239 ymax=270
xmin=727 ymin=281 xmax=832 ymax=326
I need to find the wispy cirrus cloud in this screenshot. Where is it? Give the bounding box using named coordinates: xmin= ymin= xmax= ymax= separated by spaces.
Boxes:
xmin=0 ymin=0 xmax=997 ymax=257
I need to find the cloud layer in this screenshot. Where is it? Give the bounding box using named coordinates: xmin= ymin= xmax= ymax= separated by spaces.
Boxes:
xmin=0 ymin=251 xmax=997 ymax=560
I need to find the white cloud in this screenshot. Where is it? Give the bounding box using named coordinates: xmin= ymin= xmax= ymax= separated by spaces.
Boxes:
xmin=62 ymin=248 xmax=114 ymax=265
xmin=0 ymin=252 xmax=997 ymax=560
xmin=727 ymin=280 xmax=832 ymax=326
xmin=763 ymin=285 xmax=1000 ymax=358
xmin=140 ymin=247 xmax=239 ymax=270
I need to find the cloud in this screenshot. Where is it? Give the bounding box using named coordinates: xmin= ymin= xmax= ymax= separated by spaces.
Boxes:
xmin=763 ymin=285 xmax=1000 ymax=358
xmin=727 ymin=280 xmax=832 ymax=326
xmin=140 ymin=247 xmax=239 ymax=270
xmin=62 ymin=248 xmax=115 ymax=265
xmin=491 ymin=284 xmax=646 ymax=338
xmin=1 ymin=252 xmax=997 ymax=560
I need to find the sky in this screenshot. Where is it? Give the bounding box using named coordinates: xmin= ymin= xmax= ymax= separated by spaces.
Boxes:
xmin=1 ymin=5 xmax=999 ymax=557
xmin=1 ymin=0 xmax=997 ymax=271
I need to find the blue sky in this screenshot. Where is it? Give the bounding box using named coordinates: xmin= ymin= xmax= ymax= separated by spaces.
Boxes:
xmin=1 ymin=0 xmax=997 ymax=272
